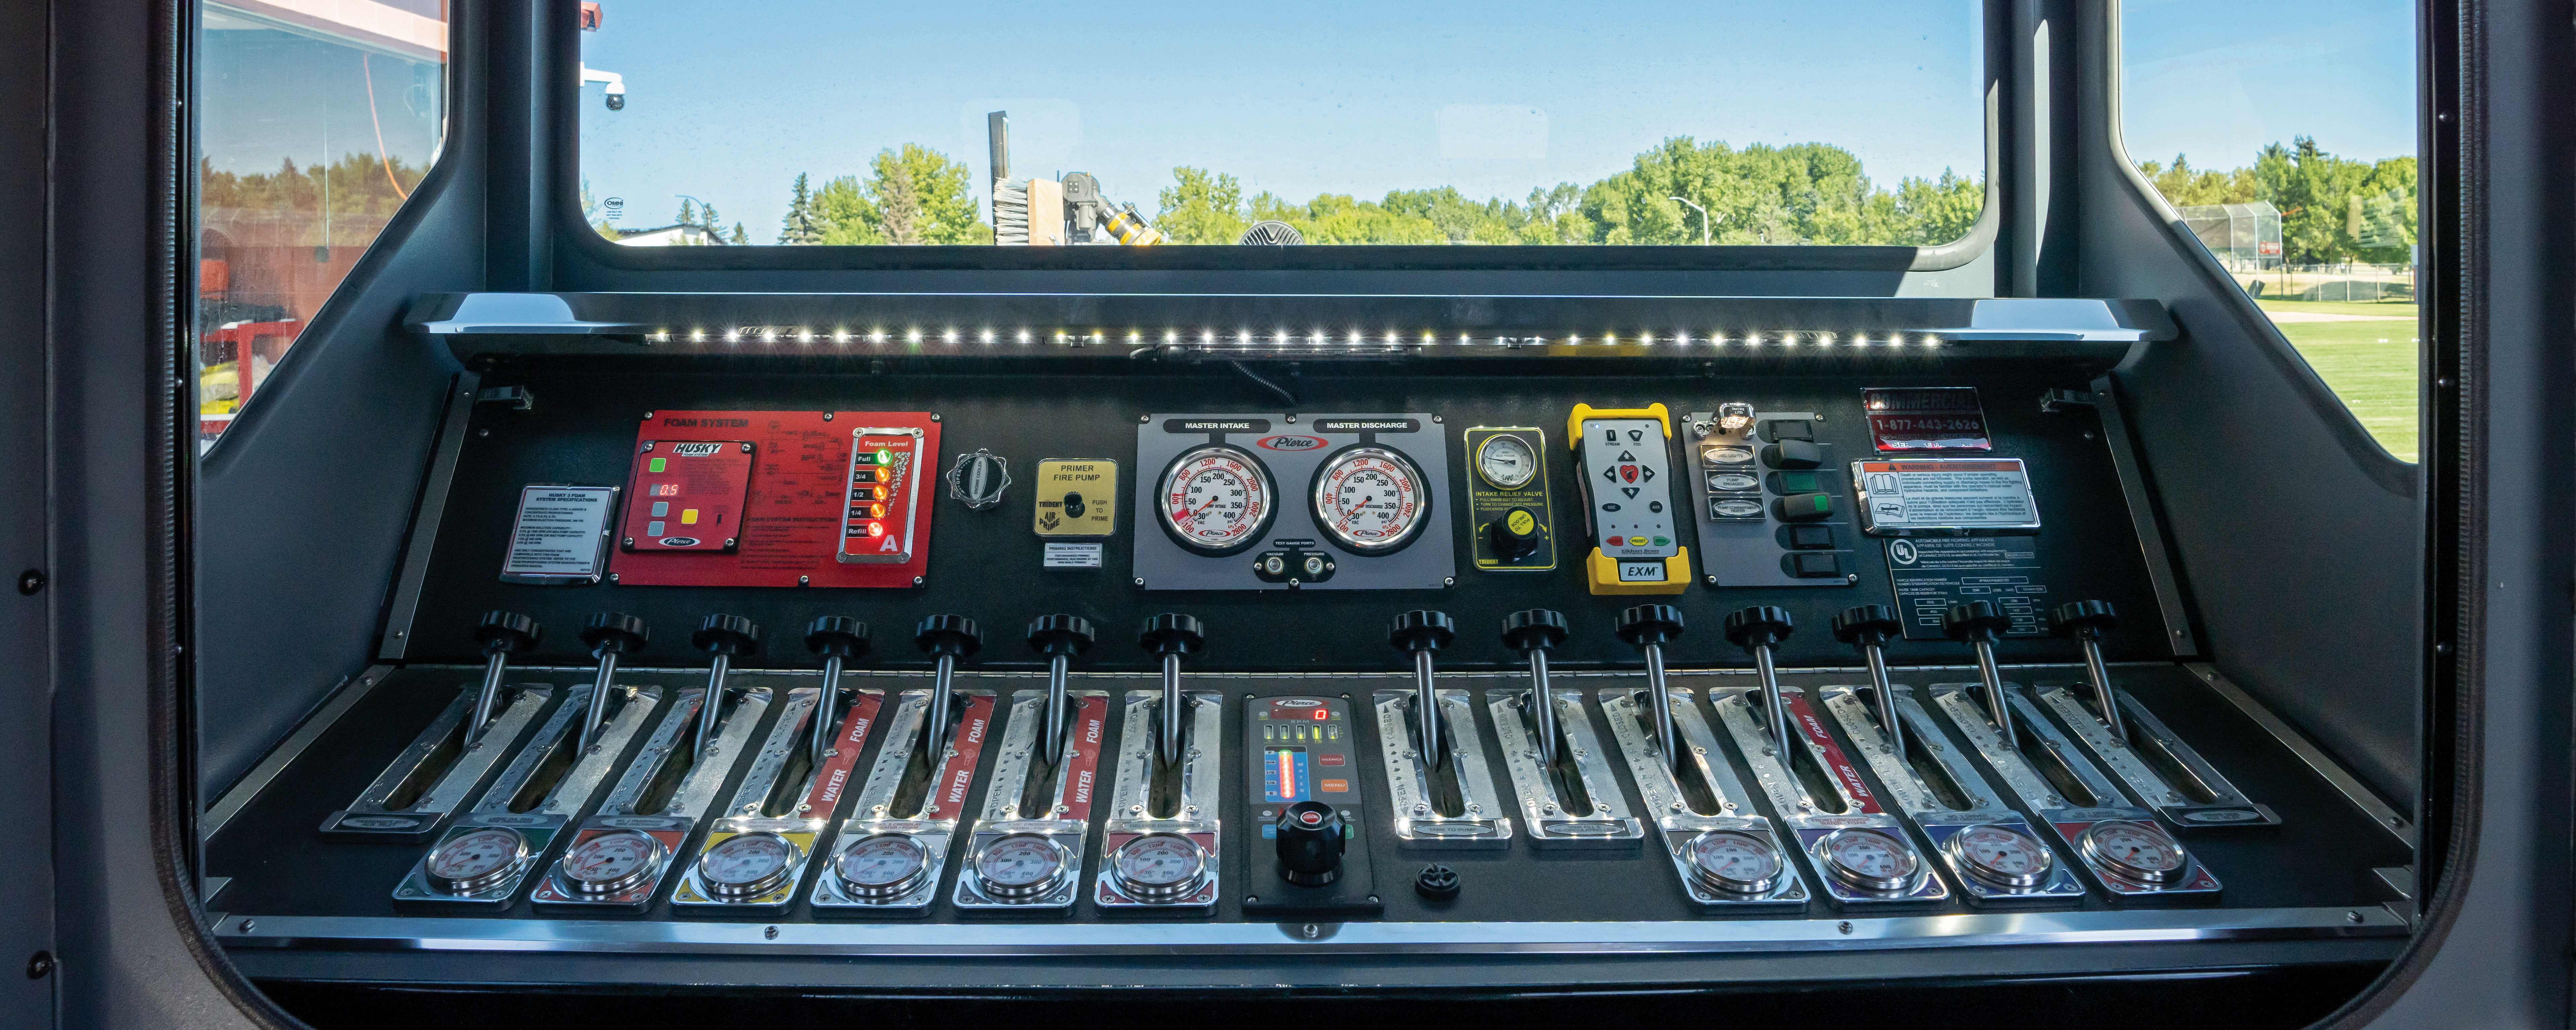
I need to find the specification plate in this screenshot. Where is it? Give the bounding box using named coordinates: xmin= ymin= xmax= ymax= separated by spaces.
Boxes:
xmin=1864 ymin=387 xmax=1991 ymax=451
xmin=1884 ymin=537 xmax=2051 ymax=640
xmin=500 ymin=485 xmax=618 ymax=584
xmin=1852 ymin=458 xmax=2041 ymax=535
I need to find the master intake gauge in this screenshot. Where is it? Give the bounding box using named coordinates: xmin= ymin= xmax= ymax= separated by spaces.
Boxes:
xmin=1156 ymin=444 xmax=1277 ymax=556
xmin=1107 ymin=832 xmax=1211 ymax=902
xmin=1815 ymin=827 xmax=1918 ymax=893
xmin=1311 ymin=446 xmax=1430 ymax=553
xmin=1475 ymin=434 xmax=1538 ymax=489
xmin=697 ymin=831 xmax=800 ymax=899
xmin=1944 ymin=823 xmax=2054 ymax=890
xmin=422 ymin=826 xmax=529 ymax=895
xmin=2079 ymin=819 xmax=2189 ymax=887
xmin=831 ymin=833 xmax=932 ymax=899
xmin=1685 ymin=829 xmax=1783 ymax=896
xmin=973 ymin=833 xmax=1072 ymax=899
xmin=557 ymin=829 xmax=666 ymax=896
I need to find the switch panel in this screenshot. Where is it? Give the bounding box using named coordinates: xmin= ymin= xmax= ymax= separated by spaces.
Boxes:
xmin=1686 ymin=407 xmax=1855 ymax=588
xmin=1568 ymin=404 xmax=1688 ymax=594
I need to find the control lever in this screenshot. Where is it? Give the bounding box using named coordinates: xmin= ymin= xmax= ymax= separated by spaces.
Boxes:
xmin=1943 ymin=602 xmax=2018 ymax=750
xmin=468 ymin=611 xmax=540 ymax=746
xmin=1724 ymin=607 xmax=1798 ymax=762
xmin=1274 ymin=800 xmax=1345 ymax=887
xmin=2048 ymin=600 xmax=2128 ymax=742
xmin=1025 ymin=615 xmax=1097 ymax=767
xmin=1389 ymin=611 xmax=1457 ymax=769
xmin=1614 ymin=605 xmax=1687 ymax=768
xmin=1502 ymin=610 xmax=1568 ymax=768
xmin=1831 ymin=606 xmax=1905 ymax=763
xmin=691 ymin=615 xmax=761 ymax=749
xmin=1139 ymin=614 xmax=1205 ymax=767
xmin=915 ymin=615 xmax=984 ymax=757
xmin=576 ymin=613 xmax=649 ymax=752
xmin=804 ymin=616 xmax=870 ymax=769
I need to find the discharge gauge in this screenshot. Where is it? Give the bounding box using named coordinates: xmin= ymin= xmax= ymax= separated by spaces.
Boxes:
xmin=1108 ymin=833 xmax=1210 ymax=902
xmin=1312 ymin=446 xmax=1429 ymax=553
xmin=2080 ymin=820 xmax=2189 ymax=887
xmin=422 ymin=827 xmax=529 ymax=895
xmin=974 ymin=833 xmax=1071 ymax=899
xmin=697 ymin=831 xmax=799 ymax=899
xmin=558 ymin=829 xmax=665 ymax=896
xmin=831 ymin=834 xmax=931 ymax=899
xmin=1684 ymin=830 xmax=1783 ymax=896
xmin=1817 ymin=827 xmax=1918 ymax=893
xmin=1946 ymin=824 xmax=2054 ymax=890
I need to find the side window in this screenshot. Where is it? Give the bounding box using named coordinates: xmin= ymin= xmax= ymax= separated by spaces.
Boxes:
xmin=196 ymin=2 xmax=448 ymax=449
xmin=2120 ymin=0 xmax=2418 ymax=461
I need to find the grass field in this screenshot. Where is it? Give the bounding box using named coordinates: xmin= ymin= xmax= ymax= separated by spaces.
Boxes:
xmin=2255 ymin=299 xmax=2418 ymax=461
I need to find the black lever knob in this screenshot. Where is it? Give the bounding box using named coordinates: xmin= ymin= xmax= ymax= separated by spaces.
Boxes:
xmin=1615 ymin=604 xmax=1685 ymax=648
xmin=1502 ymin=609 xmax=1568 ymax=653
xmin=474 ymin=611 xmax=540 ymax=655
xmin=1026 ymin=614 xmax=1096 ymax=657
xmin=1723 ymin=606 xmax=1795 ymax=651
xmin=1274 ymin=800 xmax=1345 ymax=887
xmin=1389 ymin=610 xmax=1456 ymax=654
xmin=1488 ymin=506 xmax=1543 ymax=559
xmin=1831 ymin=605 xmax=1901 ymax=647
xmin=1943 ymin=601 xmax=2010 ymax=643
xmin=692 ymin=614 xmax=761 ymax=656
xmin=804 ymin=616 xmax=869 ymax=659
xmin=1139 ymin=613 xmax=1206 ymax=657
xmin=579 ymin=612 xmax=649 ymax=656
xmin=2048 ymin=600 xmax=2118 ymax=639
xmin=915 ymin=614 xmax=984 ymax=658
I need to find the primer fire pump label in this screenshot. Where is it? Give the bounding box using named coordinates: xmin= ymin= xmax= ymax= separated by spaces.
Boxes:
xmin=1852 ymin=458 xmax=2041 ymax=536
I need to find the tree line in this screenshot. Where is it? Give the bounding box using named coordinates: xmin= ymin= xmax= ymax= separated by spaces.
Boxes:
xmin=2135 ymin=137 xmax=2416 ymax=266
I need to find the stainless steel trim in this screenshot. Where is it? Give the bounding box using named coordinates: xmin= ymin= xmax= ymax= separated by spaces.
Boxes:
xmin=2086 ymin=375 xmax=2198 ymax=657
xmin=378 ymin=371 xmax=482 ymax=662
xmin=538 ymin=686 xmax=664 ymax=817
xmin=2185 ymin=663 xmax=2413 ymax=848
xmin=1374 ymin=689 xmax=1512 ymax=845
xmin=215 ymin=905 xmax=2403 ymax=955
xmin=1600 ymin=685 xmax=1808 ymax=908
xmin=1489 ymin=688 xmax=1645 ymax=845
xmin=205 ymin=665 xmax=394 ymax=838
xmin=666 ymin=688 xmax=773 ymax=819
xmin=2036 ymin=683 xmax=2280 ymax=829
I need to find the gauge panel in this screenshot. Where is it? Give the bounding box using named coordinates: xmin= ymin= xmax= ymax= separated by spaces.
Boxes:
xmin=1132 ymin=413 xmax=1455 ymax=590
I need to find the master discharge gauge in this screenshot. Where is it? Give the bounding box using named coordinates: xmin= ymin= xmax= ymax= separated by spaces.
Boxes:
xmin=1311 ymin=446 xmax=1430 ymax=553
xmin=1157 ymin=444 xmax=1277 ymax=556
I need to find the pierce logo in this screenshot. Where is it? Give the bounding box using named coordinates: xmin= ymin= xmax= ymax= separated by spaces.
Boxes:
xmin=658 ymin=536 xmax=701 ymax=547
xmin=669 ymin=442 xmax=726 ymax=457
xmin=1255 ymin=435 xmax=1326 ymax=451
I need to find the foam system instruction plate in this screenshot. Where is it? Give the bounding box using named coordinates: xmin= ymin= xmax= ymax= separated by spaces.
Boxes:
xmin=1132 ymin=413 xmax=1455 ymax=590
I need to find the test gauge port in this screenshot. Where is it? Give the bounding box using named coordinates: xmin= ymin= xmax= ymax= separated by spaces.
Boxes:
xmin=1944 ymin=823 xmax=2055 ymax=891
xmin=1309 ymin=445 xmax=1432 ymax=555
xmin=1815 ymin=827 xmax=1919 ymax=894
xmin=697 ymin=831 xmax=801 ymax=900
xmin=973 ymin=833 xmax=1073 ymax=900
xmin=832 ymin=833 xmax=933 ymax=900
xmin=557 ymin=829 xmax=666 ymax=896
xmin=422 ymin=827 xmax=530 ymax=896
xmin=1684 ymin=829 xmax=1783 ymax=896
xmin=2079 ymin=819 xmax=2191 ymax=889
xmin=1107 ymin=833 xmax=1211 ymax=903
xmin=1156 ymin=444 xmax=1278 ymax=557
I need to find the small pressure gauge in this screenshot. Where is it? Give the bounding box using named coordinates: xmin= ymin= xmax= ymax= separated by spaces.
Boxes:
xmin=832 ymin=833 xmax=931 ymax=900
xmin=2080 ymin=819 xmax=2189 ymax=887
xmin=974 ymin=833 xmax=1071 ymax=899
xmin=1475 ymin=434 xmax=1538 ymax=489
xmin=1945 ymin=823 xmax=2054 ymax=890
xmin=558 ymin=829 xmax=665 ymax=896
xmin=1685 ymin=829 xmax=1784 ymax=896
xmin=1816 ymin=827 xmax=1918 ymax=893
xmin=422 ymin=826 xmax=529 ymax=896
xmin=697 ymin=831 xmax=800 ymax=900
xmin=1107 ymin=833 xmax=1209 ymax=903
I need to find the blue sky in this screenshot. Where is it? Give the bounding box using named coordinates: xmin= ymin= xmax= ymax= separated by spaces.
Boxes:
xmin=557 ymin=0 xmax=2415 ymax=239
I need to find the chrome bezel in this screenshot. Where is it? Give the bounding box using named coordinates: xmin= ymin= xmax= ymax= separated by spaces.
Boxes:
xmin=2080 ymin=819 xmax=2188 ymax=886
xmin=1945 ymin=823 xmax=2054 ymax=890
xmin=1308 ymin=445 xmax=1431 ymax=554
xmin=1107 ymin=833 xmax=1210 ymax=902
xmin=973 ymin=833 xmax=1073 ymax=899
xmin=832 ymin=833 xmax=933 ymax=899
xmin=1685 ymin=830 xmax=1783 ymax=896
xmin=1154 ymin=443 xmax=1279 ymax=556
xmin=1474 ymin=434 xmax=1538 ymax=489
xmin=697 ymin=831 xmax=801 ymax=899
xmin=558 ymin=829 xmax=666 ymax=896
xmin=1816 ymin=827 xmax=1917 ymax=893
xmin=422 ymin=826 xmax=530 ymax=895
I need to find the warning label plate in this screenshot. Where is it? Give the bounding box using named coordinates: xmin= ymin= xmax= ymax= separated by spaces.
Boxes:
xmin=500 ymin=485 xmax=617 ymax=584
xmin=1851 ymin=458 xmax=2041 ymax=536
xmin=1883 ymin=537 xmax=2050 ymax=640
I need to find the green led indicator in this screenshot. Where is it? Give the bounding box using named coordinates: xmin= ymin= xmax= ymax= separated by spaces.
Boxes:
xmin=1807 ymin=494 xmax=1831 ymax=513
xmin=649 ymin=457 xmax=666 ymax=473
xmin=875 ymin=448 xmax=894 ymax=465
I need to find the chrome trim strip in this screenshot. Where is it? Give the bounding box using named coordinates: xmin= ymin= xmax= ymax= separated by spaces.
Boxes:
xmin=378 ymin=371 xmax=482 ymax=662
xmin=2184 ymin=663 xmax=2414 ymax=848
xmin=2088 ymin=374 xmax=2199 ymax=657
xmin=204 ymin=665 xmax=395 ymax=838
xmin=214 ymin=906 xmax=2402 ymax=955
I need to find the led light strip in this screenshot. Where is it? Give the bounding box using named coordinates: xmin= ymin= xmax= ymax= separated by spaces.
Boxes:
xmin=641 ymin=327 xmax=1955 ymax=350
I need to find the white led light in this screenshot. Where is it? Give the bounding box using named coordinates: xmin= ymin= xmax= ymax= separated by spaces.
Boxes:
xmin=1128 ymin=330 xmax=1142 ymax=344
xmin=904 ymin=328 xmax=921 ymax=344
xmin=869 ymin=328 xmax=885 ymax=343
xmin=942 ymin=328 xmax=959 ymax=344
xmin=979 ymin=328 xmax=994 ymax=344
xmin=1016 ymin=329 xmax=1031 ymax=344
xmin=1458 ymin=332 xmax=1472 ymax=344
xmin=1201 ymin=328 xmax=1215 ymax=344
xmin=1237 ymin=329 xmax=1251 ymax=345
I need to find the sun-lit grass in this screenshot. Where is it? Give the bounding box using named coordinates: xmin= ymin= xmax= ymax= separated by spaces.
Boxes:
xmin=2255 ymin=299 xmax=2419 ymax=319
xmin=2259 ymin=314 xmax=2419 ymax=462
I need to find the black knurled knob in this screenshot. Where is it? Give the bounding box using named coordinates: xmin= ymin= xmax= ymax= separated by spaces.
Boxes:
xmin=1274 ymin=801 xmax=1345 ymax=886
xmin=805 ymin=616 xmax=869 ymax=659
xmin=1415 ymin=863 xmax=1461 ymax=901
xmin=579 ymin=612 xmax=649 ymax=655
xmin=692 ymin=614 xmax=761 ymax=656
xmin=474 ymin=611 xmax=540 ymax=654
xmin=1502 ymin=609 xmax=1569 ymax=653
xmin=915 ymin=614 xmax=983 ymax=658
xmin=1724 ymin=606 xmax=1795 ymax=650
xmin=1944 ymin=601 xmax=2010 ymax=643
xmin=2049 ymin=600 xmax=2119 ymax=638
xmin=1026 ymin=614 xmax=1097 ymax=657
xmin=1390 ymin=610 xmax=1456 ymax=653
xmin=1615 ymin=604 xmax=1685 ymax=647
xmin=1831 ymin=605 xmax=1902 ymax=647
xmin=1139 ymin=613 xmax=1205 ymax=657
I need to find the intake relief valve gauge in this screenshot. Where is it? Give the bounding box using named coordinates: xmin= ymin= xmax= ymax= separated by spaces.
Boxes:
xmin=1312 ymin=446 xmax=1430 ymax=553
xmin=973 ymin=833 xmax=1072 ymax=899
xmin=422 ymin=826 xmax=529 ymax=895
xmin=697 ymin=831 xmax=800 ymax=900
xmin=2080 ymin=819 xmax=2189 ymax=887
xmin=558 ymin=829 xmax=665 ymax=896
xmin=1108 ymin=832 xmax=1210 ymax=902
xmin=1476 ymin=434 xmax=1538 ymax=490
xmin=1157 ymin=444 xmax=1276 ymax=556
xmin=1945 ymin=823 xmax=2054 ymax=890
xmin=1816 ymin=827 xmax=1918 ymax=893
xmin=1685 ymin=830 xmax=1784 ymax=896
xmin=832 ymin=834 xmax=932 ymax=899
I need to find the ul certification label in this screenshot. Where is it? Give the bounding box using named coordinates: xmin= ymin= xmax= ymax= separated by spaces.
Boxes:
xmin=501 ymin=485 xmax=617 ymax=583
xmin=1033 ymin=459 xmax=1118 ymax=536
xmin=1853 ymin=458 xmax=2041 ymax=535
xmin=1883 ymin=537 xmax=2049 ymax=640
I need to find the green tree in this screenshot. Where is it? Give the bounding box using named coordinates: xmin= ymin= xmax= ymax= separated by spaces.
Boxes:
xmin=2134 ymin=154 xmax=2258 ymax=207
xmin=812 ymin=145 xmax=988 ymax=245
xmin=2254 ymin=136 xmax=2378 ymax=264
xmin=778 ymin=172 xmax=823 ymax=244
xmin=1155 ymin=167 xmax=1250 ymax=244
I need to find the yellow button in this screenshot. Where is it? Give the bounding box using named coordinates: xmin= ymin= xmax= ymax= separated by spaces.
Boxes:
xmin=681 ymin=509 xmax=699 ymax=525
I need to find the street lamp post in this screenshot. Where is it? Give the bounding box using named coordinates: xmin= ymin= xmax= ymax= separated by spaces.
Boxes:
xmin=1669 ymin=196 xmax=1712 ymax=245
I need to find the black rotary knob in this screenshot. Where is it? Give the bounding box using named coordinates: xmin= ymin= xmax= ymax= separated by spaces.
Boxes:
xmin=692 ymin=614 xmax=761 ymax=657
xmin=1139 ymin=613 xmax=1206 ymax=657
xmin=1488 ymin=506 xmax=1543 ymax=559
xmin=1943 ymin=601 xmax=2010 ymax=644
xmin=1831 ymin=605 xmax=1902 ymax=647
xmin=1274 ymin=800 xmax=1345 ymax=887
xmin=2049 ymin=600 xmax=2119 ymax=639
xmin=579 ymin=612 xmax=649 ymax=656
xmin=474 ymin=611 xmax=540 ymax=655
xmin=1723 ymin=606 xmax=1795 ymax=651
xmin=915 ymin=615 xmax=983 ymax=658
xmin=1026 ymin=614 xmax=1097 ymax=657
xmin=804 ymin=616 xmax=869 ymax=659
xmin=1616 ymin=604 xmax=1686 ymax=647
xmin=1502 ymin=609 xmax=1568 ymax=653
xmin=1415 ymin=863 xmax=1461 ymax=901
xmin=1389 ymin=610 xmax=1456 ymax=654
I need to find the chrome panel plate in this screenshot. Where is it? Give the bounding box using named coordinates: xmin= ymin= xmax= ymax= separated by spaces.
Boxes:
xmin=2037 ymin=683 xmax=2281 ymax=829
xmin=954 ymin=689 xmax=1109 ymax=911
xmin=321 ymin=684 xmax=554 ymax=840
xmin=1094 ymin=689 xmax=1222 ymax=912
xmin=393 ymin=686 xmax=663 ymax=907
xmin=1935 ymin=686 xmax=2221 ymax=900
xmin=1818 ymin=685 xmax=2084 ymax=904
xmin=812 ymin=688 xmax=995 ymax=914
xmin=1373 ymin=688 xmax=1512 ymax=846
xmin=533 ymin=687 xmax=771 ymax=912
xmin=1488 ymin=687 xmax=1644 ymax=846
xmin=674 ymin=687 xmax=823 ymax=910
xmin=1710 ymin=684 xmax=1947 ymax=906
xmin=1599 ymin=685 xmax=1807 ymax=909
